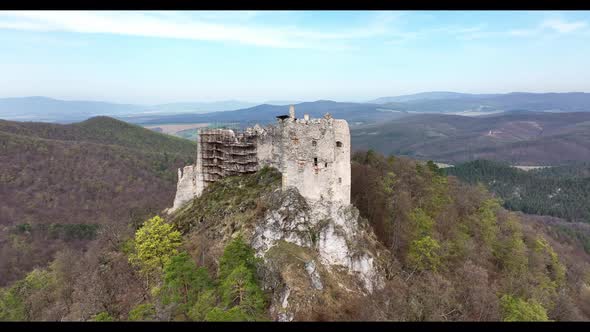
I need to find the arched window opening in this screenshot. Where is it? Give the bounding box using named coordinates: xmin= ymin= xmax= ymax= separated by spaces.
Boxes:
xmin=336 ymin=141 xmax=343 ymax=148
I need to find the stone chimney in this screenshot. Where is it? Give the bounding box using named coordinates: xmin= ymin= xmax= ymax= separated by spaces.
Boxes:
xmin=289 ymin=105 xmax=295 ymax=119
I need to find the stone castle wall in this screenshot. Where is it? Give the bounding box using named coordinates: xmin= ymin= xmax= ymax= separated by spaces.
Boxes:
xmin=274 ymin=114 xmax=350 ymax=205
xmin=169 ymin=108 xmax=351 ymax=212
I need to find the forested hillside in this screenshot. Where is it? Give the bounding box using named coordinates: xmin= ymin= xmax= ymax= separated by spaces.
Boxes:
xmin=2 ymin=151 xmax=589 ymax=321
xmin=351 ymin=111 xmax=590 ymax=165
xmin=349 ymin=152 xmax=590 ymax=320
xmin=445 ymin=160 xmax=590 ymax=223
xmin=0 ymin=117 xmax=196 ymax=286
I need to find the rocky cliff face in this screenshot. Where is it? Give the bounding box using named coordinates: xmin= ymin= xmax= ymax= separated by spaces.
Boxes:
xmin=169 ymin=165 xmax=199 ymax=213
xmin=251 ymin=187 xmax=388 ymax=321
xmin=169 ymin=168 xmax=391 ymax=321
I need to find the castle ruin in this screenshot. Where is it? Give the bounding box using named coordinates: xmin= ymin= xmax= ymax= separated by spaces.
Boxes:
xmin=170 ymin=106 xmax=351 ymax=212
xmin=168 ymin=107 xmax=383 ymax=299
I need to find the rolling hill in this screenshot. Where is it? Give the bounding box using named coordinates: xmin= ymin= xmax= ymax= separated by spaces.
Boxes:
xmin=0 ymin=116 xmax=196 ymax=286
xmin=351 ymin=111 xmax=590 ymax=165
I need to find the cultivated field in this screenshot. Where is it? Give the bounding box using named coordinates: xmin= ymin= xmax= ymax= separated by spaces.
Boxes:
xmin=144 ymin=123 xmax=210 ymax=135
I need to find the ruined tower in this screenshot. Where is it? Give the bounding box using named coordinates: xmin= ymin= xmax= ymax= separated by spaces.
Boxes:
xmin=170 ymin=106 xmax=351 ymax=212
xmin=267 ymin=108 xmax=351 ymax=205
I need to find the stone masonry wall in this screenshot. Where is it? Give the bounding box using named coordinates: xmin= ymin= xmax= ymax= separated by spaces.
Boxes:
xmin=274 ymin=114 xmax=350 ymax=205
xmin=170 ymin=108 xmax=351 ymax=212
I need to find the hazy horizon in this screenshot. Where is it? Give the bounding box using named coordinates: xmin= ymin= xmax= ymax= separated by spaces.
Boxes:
xmin=3 ymin=90 xmax=590 ymax=106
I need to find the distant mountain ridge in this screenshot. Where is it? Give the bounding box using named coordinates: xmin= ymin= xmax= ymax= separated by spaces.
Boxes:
xmin=122 ymin=100 xmax=408 ymax=126
xmin=263 ymin=100 xmax=302 ymax=105
xmin=0 ymin=97 xmax=259 ymax=123
xmin=0 ymin=96 xmax=145 ymax=123
xmin=367 ymin=91 xmax=498 ymax=104
xmin=149 ymin=100 xmax=258 ymax=114
xmin=369 ymin=91 xmax=589 ymax=103
xmin=370 ymin=92 xmax=590 ymax=114
xmin=3 ymin=92 xmax=590 ymax=124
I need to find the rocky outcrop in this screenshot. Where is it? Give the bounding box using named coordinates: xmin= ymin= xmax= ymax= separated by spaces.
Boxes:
xmin=172 ymin=169 xmax=389 ymax=321
xmin=251 ymin=187 xmax=387 ymax=320
xmin=169 ymin=165 xmax=199 ymax=213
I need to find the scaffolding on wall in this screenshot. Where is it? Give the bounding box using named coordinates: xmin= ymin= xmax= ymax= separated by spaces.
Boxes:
xmin=199 ymin=127 xmax=259 ymax=185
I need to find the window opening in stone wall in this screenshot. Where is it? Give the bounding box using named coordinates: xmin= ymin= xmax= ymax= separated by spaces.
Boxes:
xmin=338 ymin=177 xmax=342 ymax=184
xmin=312 ymin=140 xmax=317 ymax=147
xmin=314 ymin=157 xmax=318 ymax=166
xmin=324 ymin=162 xmax=328 ymax=167
xmin=336 ymin=141 xmax=343 ymax=147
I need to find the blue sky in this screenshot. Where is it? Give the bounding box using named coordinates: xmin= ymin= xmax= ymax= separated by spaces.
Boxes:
xmin=1 ymin=10 xmax=589 ymax=104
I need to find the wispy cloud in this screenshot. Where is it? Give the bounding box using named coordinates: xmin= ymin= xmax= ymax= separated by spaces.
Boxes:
xmin=0 ymin=11 xmax=398 ymax=50
xmin=3 ymin=11 xmax=585 ymax=51
xmin=384 ymin=23 xmax=493 ymax=44
xmin=0 ymin=11 xmax=301 ymax=48
xmin=509 ymin=18 xmax=588 ymax=37
xmin=441 ymin=24 xmax=493 ymax=40
xmin=541 ymin=18 xmax=587 ymax=33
